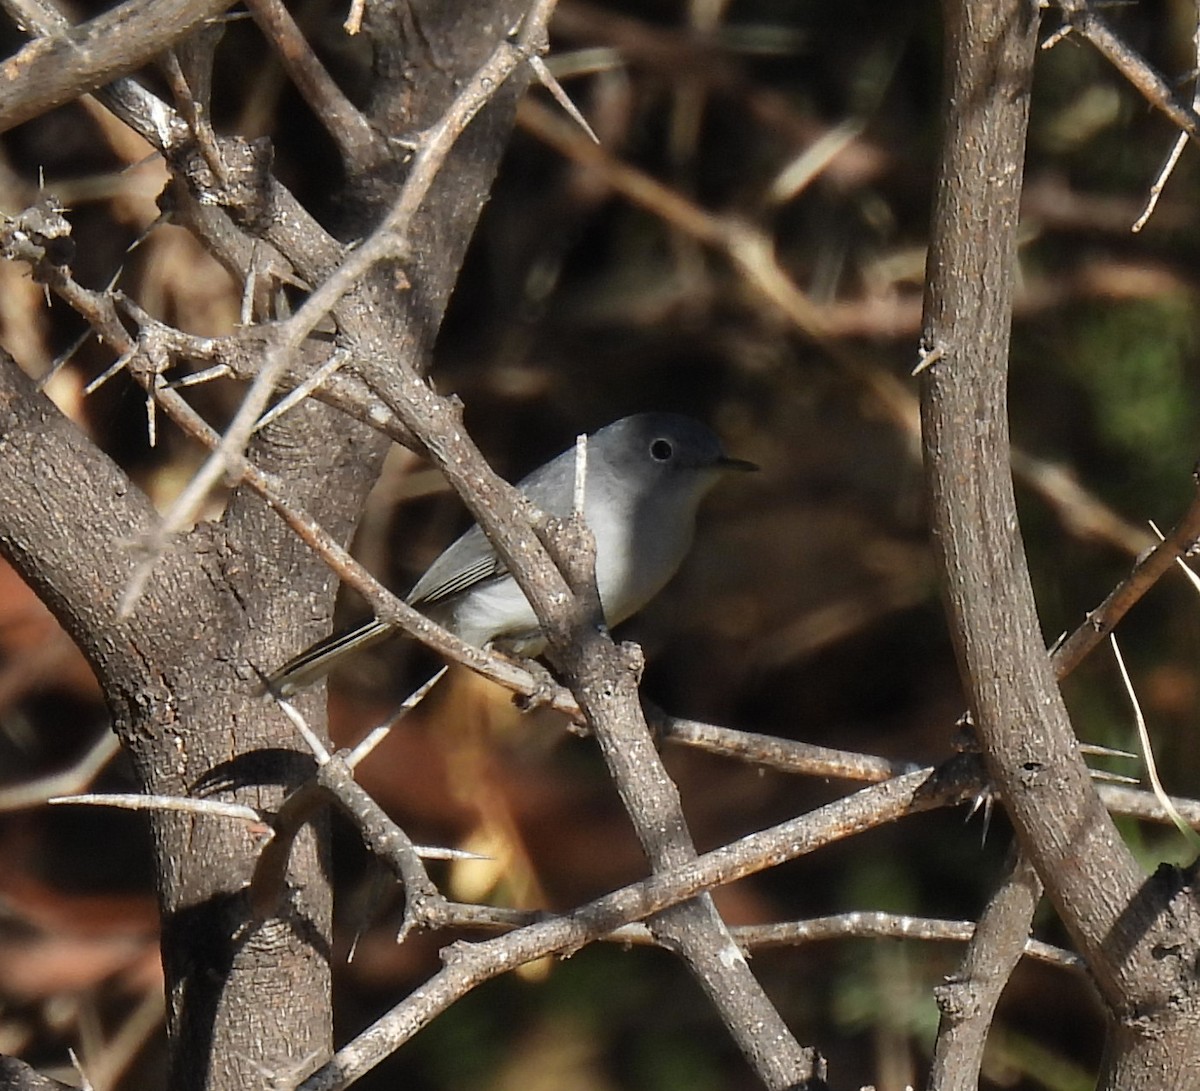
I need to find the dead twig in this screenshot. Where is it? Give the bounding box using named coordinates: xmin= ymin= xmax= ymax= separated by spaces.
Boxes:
xmin=928 ymin=852 xmax=1044 ymax=1091
xmin=298 ymin=756 xmax=980 ymax=1091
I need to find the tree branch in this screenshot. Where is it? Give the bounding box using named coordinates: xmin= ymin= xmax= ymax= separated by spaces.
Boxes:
xmin=921 ymin=0 xmax=1200 ymax=1082
xmin=0 ymin=0 xmax=236 ymax=132
xmin=298 ymin=756 xmax=979 ymax=1090
xmin=928 ymin=851 xmax=1045 ymax=1091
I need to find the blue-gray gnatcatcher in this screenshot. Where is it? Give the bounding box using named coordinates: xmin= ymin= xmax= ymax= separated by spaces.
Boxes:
xmin=268 ymin=413 xmax=756 ymax=695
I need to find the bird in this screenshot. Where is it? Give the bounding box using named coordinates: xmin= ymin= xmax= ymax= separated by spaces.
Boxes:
xmin=267 ymin=412 xmax=757 ymax=696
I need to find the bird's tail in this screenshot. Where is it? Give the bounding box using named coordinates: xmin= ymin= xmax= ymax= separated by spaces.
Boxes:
xmin=264 ymin=618 xmax=395 ymax=697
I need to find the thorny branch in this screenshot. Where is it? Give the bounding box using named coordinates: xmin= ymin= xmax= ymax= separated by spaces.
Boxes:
xmin=923 ymin=4 xmax=1200 ymax=1087
xmin=1052 ymin=1 xmax=1200 ymax=148
xmin=0 ymin=0 xmax=236 ymax=132
xmin=116 ymin=5 xmax=565 ymax=612
xmin=5 ymin=2 xmax=819 ymax=1082
xmin=12 ymin=161 xmax=1200 ymax=1088
xmin=295 ymin=758 xmax=978 ymax=1090
xmin=927 ymin=852 xmax=1045 ymax=1091
xmin=8 ymin=0 xmax=1200 ymax=1085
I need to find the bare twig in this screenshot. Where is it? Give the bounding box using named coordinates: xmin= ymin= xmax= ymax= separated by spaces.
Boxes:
xmin=48 ymin=792 xmax=264 ymax=822
xmin=1053 ymin=1 xmax=1200 ymax=152
xmin=425 ymin=904 xmax=1082 ymax=970
xmin=730 ymin=912 xmax=1079 ymax=971
xmin=1110 ymin=634 xmax=1200 ymax=849
xmin=658 ymin=712 xmax=919 ymax=781
xmin=1095 ymin=783 xmax=1200 ymax=827
xmin=1132 ymin=131 xmax=1190 ymax=233
xmin=243 ymin=0 xmax=380 ymax=169
xmin=297 ymin=757 xmax=980 ymax=1090
xmin=1050 ymin=484 xmax=1200 ymax=679
xmin=928 ymin=852 xmax=1044 ymax=1091
xmin=1132 ymin=0 xmax=1200 ymax=230
xmin=0 ymin=730 xmax=121 ymax=812
xmin=659 ymin=710 xmax=1200 ymax=829
xmin=0 ymin=0 xmax=236 ymax=133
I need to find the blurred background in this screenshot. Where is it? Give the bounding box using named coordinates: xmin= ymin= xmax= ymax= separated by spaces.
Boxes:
xmin=2 ymin=0 xmax=1200 ymax=1087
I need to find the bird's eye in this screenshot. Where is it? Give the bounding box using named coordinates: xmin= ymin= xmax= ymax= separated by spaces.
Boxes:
xmin=650 ymin=439 xmax=674 ymax=461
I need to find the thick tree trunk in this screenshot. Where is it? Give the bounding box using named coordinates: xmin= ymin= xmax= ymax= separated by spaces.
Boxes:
xmin=0 ymin=2 xmax=534 ymax=1086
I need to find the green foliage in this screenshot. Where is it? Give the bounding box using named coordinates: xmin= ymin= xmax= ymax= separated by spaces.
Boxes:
xmin=1065 ymin=298 xmax=1199 ymax=509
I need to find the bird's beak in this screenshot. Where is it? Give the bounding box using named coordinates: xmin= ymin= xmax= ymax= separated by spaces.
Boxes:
xmin=718 ymin=455 xmax=759 ymax=473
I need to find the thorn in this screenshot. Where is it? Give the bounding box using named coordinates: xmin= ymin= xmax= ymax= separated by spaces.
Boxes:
xmin=36 ymin=328 xmax=91 ymax=391
xmin=346 ymin=666 xmax=448 ymax=769
xmin=530 ymin=55 xmax=600 ymax=145
xmin=1079 ymin=741 xmax=1136 ymax=761
xmin=84 ymin=348 xmax=137 ymax=395
xmin=912 ymin=343 xmax=944 ymax=376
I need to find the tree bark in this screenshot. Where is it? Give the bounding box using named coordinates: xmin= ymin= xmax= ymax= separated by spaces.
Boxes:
xmin=920 ymin=1 xmax=1200 ymax=1085
xmin=0 ymin=1 xmax=533 ymax=1086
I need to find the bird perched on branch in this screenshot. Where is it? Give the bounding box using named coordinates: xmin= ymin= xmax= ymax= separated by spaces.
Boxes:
xmin=268 ymin=412 xmax=756 ymax=696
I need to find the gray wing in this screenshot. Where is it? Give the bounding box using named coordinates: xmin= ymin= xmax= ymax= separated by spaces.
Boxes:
xmin=405 ymin=446 xmax=578 ymax=607
xmin=267 ymin=442 xmax=585 ymax=694
xmin=407 ymin=524 xmax=507 ymax=606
